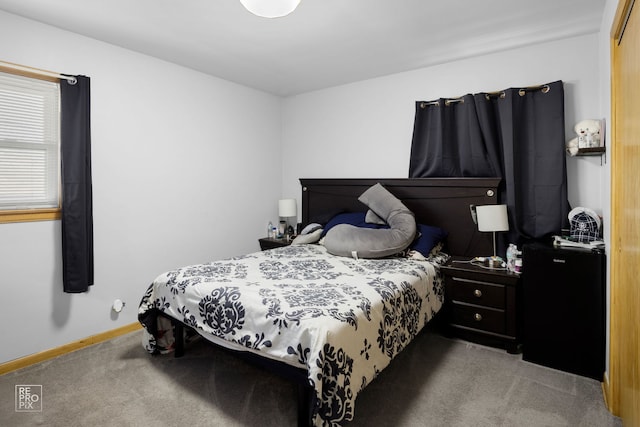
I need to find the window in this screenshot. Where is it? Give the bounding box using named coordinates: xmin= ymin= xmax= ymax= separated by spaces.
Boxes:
xmin=0 ymin=70 xmax=61 ymax=223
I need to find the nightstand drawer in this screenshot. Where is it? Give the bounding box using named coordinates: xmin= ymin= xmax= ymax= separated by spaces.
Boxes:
xmin=451 ymin=303 xmax=505 ymax=335
xmin=446 ymin=277 xmax=505 ymax=309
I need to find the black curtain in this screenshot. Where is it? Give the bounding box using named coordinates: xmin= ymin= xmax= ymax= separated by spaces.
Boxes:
xmin=409 ymin=80 xmax=570 ymax=247
xmin=60 ymin=75 xmax=93 ymax=293
xmin=409 ymin=94 xmax=500 ymax=178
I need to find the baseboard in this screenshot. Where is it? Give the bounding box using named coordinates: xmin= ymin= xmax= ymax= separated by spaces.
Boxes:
xmin=601 ymin=371 xmax=612 ymax=412
xmin=0 ymin=322 xmax=142 ymax=376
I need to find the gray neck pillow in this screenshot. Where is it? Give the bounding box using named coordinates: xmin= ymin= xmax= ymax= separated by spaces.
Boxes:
xmin=324 ymin=183 xmax=416 ymax=258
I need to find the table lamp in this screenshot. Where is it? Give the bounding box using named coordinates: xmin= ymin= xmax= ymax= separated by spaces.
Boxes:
xmin=476 ymin=204 xmax=509 ymax=268
xmin=278 ymin=198 xmax=297 ymax=238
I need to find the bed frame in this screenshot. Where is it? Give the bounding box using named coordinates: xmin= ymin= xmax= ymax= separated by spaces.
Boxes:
xmin=172 ymin=177 xmax=500 ymax=426
xmin=301 ymin=178 xmax=500 ymax=257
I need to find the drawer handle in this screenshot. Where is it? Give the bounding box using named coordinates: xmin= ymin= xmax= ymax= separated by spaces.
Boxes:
xmin=474 ymin=313 xmax=483 ymax=322
xmin=473 ymin=289 xmax=482 ymax=298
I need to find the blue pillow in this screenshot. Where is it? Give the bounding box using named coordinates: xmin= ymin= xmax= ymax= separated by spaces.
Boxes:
xmin=321 ymin=212 xmax=388 ymax=237
xmin=411 ymin=224 xmax=448 ymax=256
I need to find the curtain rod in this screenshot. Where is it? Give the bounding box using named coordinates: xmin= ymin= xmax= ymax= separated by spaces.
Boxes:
xmin=421 ymin=84 xmax=552 ymax=107
xmin=0 ymin=60 xmax=77 ymax=85
xmin=485 ymin=84 xmax=550 ymax=99
xmin=420 ymin=97 xmax=464 ymax=108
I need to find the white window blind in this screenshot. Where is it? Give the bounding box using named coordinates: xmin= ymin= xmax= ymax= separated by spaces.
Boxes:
xmin=0 ymin=71 xmax=60 ymax=210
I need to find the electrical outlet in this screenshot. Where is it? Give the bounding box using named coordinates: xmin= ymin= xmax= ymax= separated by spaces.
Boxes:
xmin=112 ymin=299 xmax=125 ymax=313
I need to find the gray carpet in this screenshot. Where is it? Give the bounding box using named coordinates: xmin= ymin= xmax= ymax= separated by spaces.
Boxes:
xmin=0 ymin=327 xmax=621 ymax=427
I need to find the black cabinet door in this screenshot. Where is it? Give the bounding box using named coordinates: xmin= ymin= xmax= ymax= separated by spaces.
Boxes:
xmin=522 ymin=243 xmax=605 ymax=380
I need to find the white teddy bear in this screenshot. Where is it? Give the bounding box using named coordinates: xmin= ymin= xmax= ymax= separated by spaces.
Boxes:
xmin=566 ymin=119 xmax=601 ymax=156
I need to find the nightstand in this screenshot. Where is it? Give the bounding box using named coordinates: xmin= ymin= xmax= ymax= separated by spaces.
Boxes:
xmin=440 ymin=256 xmax=521 ymax=353
xmin=258 ymin=237 xmax=292 ymax=250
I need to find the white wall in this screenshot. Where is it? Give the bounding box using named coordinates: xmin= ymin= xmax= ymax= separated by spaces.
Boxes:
xmin=0 ymin=11 xmax=283 ymax=364
xmin=282 ymin=33 xmax=605 ymax=216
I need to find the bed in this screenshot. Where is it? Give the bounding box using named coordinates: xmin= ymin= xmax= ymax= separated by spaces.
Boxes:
xmin=138 ymin=177 xmax=499 ymax=426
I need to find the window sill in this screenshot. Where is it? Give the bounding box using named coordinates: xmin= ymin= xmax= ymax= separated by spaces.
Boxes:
xmin=0 ymin=209 xmax=61 ymax=224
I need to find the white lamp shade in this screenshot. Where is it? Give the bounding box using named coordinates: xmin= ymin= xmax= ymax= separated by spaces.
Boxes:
xmin=278 ymin=199 xmax=297 ymax=217
xmin=476 ymin=204 xmax=509 ymax=232
xmin=240 ymin=0 xmax=301 ymax=18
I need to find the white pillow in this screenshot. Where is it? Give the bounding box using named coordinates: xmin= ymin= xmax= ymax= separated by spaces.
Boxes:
xmin=291 ymin=228 xmax=323 ymax=245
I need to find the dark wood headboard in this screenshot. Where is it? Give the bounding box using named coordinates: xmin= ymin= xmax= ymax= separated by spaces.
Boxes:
xmin=299 ymin=178 xmax=500 ymax=257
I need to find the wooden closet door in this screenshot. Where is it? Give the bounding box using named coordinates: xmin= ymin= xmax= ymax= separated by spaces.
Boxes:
xmin=610 ymin=0 xmax=640 ymax=424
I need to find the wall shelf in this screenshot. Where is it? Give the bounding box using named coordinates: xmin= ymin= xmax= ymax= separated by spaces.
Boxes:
xmin=576 ymin=147 xmax=605 ymax=156
xmin=569 ymin=146 xmax=606 ymax=165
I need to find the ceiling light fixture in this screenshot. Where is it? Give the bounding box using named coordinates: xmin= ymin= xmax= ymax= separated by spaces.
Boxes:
xmin=240 ymin=0 xmax=301 ymax=18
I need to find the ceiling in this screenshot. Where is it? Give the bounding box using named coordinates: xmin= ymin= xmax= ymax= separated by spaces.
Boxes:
xmin=0 ymin=0 xmax=605 ymax=96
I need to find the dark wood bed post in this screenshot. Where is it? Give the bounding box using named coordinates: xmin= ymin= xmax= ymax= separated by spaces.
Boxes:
xmin=298 ymin=384 xmax=314 ymax=426
xmin=173 ymin=320 xmax=184 ymax=358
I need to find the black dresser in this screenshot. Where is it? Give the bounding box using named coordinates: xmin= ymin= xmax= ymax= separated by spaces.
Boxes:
xmin=522 ymin=242 xmax=605 ymax=380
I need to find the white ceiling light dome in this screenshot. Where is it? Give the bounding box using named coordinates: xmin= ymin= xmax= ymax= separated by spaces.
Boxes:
xmin=240 ymin=0 xmax=301 ymax=18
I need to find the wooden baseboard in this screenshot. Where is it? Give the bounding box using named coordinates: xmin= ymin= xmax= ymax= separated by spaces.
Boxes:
xmin=602 ymin=371 xmax=613 ymax=412
xmin=0 ymin=322 xmax=142 ymax=376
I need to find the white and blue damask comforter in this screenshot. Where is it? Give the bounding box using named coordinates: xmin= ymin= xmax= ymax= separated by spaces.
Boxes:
xmin=138 ymin=243 xmax=445 ymax=426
